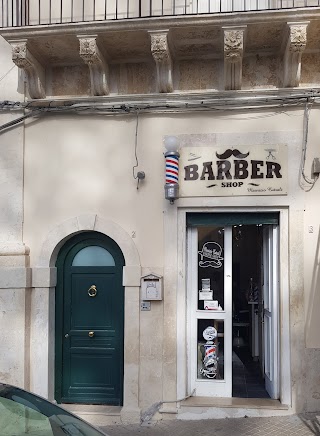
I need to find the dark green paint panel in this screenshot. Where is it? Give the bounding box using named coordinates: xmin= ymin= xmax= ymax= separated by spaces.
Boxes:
xmin=70 ymin=273 xmax=116 ymax=329
xmin=55 ymin=232 xmax=125 ymax=405
xmin=187 ymin=212 xmax=279 ymax=227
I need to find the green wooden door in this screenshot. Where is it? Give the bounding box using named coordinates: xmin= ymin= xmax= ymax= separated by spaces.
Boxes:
xmin=55 ymin=232 xmax=125 ymax=405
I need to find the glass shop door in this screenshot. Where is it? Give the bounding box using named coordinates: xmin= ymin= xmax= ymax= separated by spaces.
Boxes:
xmin=262 ymin=225 xmax=280 ymax=399
xmin=187 ymin=225 xmax=233 ymax=397
xmin=187 ymin=213 xmax=280 ymax=399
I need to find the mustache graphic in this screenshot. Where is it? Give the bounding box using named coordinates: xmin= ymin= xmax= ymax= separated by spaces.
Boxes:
xmin=216 ymin=149 xmax=250 ymax=159
xmin=199 ymin=260 xmax=222 ymax=268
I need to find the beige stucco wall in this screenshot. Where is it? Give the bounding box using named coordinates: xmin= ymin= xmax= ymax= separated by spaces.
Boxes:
xmin=0 ymin=36 xmax=31 ymax=389
xmin=304 ymin=123 xmax=320 ymax=410
xmin=303 ymin=107 xmax=320 ymax=354
xmin=2 ymin=23 xmax=320 ymax=413
xmin=23 ymin=114 xmax=165 ymax=267
xmin=23 ymin=109 xmax=306 ymax=266
xmin=20 ymin=107 xmax=315 ymax=413
xmin=0 ymin=36 xmax=24 ymax=244
xmin=0 ymin=37 xmax=21 ymax=102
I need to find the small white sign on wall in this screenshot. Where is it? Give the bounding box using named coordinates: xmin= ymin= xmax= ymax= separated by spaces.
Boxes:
xmin=179 ymin=144 xmax=287 ymax=197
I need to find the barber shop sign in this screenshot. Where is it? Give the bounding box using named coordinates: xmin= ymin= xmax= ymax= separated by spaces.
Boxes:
xmin=179 ymin=145 xmax=287 ymax=197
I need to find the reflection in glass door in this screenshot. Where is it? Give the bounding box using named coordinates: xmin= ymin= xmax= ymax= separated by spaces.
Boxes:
xmin=188 ymin=226 xmax=232 ymax=397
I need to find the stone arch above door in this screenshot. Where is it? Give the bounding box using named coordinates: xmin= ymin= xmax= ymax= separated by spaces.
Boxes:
xmin=37 ymin=214 xmax=140 ymax=271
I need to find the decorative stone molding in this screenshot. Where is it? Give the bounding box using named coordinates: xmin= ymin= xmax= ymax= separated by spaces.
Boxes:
xmin=10 ymin=39 xmax=45 ymax=99
xmin=283 ymin=22 xmax=309 ymax=88
xmin=0 ymin=267 xmax=32 ymax=288
xmin=0 ymin=243 xmax=30 ymax=256
xmin=32 ymin=267 xmax=57 ymax=288
xmin=123 ymin=266 xmax=142 ymax=287
xmin=149 ymin=31 xmax=173 ymax=93
xmin=223 ymin=26 xmax=247 ymax=91
xmin=0 ymin=243 xmax=30 ymax=267
xmin=37 ymin=214 xmax=140 ymax=268
xmin=78 ymin=35 xmax=109 ymax=96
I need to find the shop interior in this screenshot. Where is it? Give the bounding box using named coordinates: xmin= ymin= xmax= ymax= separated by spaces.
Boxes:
xmin=197 ymin=224 xmax=269 ymax=397
xmin=232 ymin=224 xmax=269 ymax=399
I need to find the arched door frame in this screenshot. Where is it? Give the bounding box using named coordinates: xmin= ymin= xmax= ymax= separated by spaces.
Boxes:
xmin=33 ymin=214 xmax=141 ymax=423
xmin=55 ymin=231 xmax=125 ymax=405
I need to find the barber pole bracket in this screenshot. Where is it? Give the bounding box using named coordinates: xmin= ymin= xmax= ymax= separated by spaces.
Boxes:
xmin=165 ymin=151 xmax=180 ymax=204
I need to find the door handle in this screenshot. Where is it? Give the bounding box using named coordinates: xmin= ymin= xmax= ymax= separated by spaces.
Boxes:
xmin=88 ymin=285 xmax=97 ymax=297
xmin=64 ymin=333 xmax=69 ymax=338
xmin=88 ymin=331 xmax=95 ymax=338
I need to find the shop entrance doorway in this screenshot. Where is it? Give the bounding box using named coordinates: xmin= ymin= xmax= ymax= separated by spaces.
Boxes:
xmin=187 ymin=213 xmax=279 ymax=399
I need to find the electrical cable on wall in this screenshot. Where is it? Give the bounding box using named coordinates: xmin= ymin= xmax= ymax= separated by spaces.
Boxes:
xmin=0 ymin=65 xmax=15 ymax=83
xmin=0 ymin=101 xmax=299 ymax=134
xmin=1 ymin=94 xmax=320 ymax=201
xmin=131 ymin=108 xmax=145 ymax=189
xmin=299 ymin=101 xmax=319 ymax=192
xmin=1 ymin=94 xmax=319 ymax=194
xmin=0 ymin=109 xmax=43 ymax=132
xmin=132 ymin=109 xmax=140 ymax=179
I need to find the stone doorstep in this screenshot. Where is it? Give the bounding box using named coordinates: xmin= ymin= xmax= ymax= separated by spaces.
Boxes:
xmin=175 ymin=397 xmax=292 ymax=420
xmin=155 ymin=397 xmax=292 ymax=422
xmin=179 ymin=396 xmax=289 ymax=410
xmin=60 ymin=399 xmax=291 ymax=426
xmin=60 ymin=404 xmax=122 ymax=427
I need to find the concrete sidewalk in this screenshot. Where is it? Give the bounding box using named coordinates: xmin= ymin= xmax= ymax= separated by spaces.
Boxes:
xmin=100 ymin=414 xmax=320 ymax=436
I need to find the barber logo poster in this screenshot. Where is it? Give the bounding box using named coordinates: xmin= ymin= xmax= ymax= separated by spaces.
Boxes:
xmin=179 ymin=145 xmax=287 ymax=197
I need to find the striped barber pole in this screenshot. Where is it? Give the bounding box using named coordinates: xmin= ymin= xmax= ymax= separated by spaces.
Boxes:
xmin=200 ymin=343 xmax=218 ymax=378
xmin=165 ymin=154 xmax=179 ymax=184
xmin=164 ymin=149 xmax=180 ymax=203
xmin=204 ymin=344 xmax=217 ymax=364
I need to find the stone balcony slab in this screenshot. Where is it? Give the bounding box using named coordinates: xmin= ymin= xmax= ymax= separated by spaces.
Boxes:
xmin=1 ymin=8 xmax=320 ymax=97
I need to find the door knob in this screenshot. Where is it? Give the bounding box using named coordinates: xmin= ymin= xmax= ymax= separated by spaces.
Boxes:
xmin=88 ymin=331 xmax=95 ymax=338
xmin=88 ymin=285 xmax=97 ymax=297
xmin=64 ymin=333 xmax=69 ymax=338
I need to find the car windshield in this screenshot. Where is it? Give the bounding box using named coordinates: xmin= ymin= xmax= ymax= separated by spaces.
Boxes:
xmin=0 ymin=384 xmax=107 ymax=436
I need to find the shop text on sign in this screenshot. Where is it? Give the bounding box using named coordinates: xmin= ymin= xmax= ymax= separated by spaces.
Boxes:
xmin=179 ymin=145 xmax=287 ymax=197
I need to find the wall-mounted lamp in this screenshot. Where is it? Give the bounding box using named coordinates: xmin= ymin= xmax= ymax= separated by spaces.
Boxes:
xmin=164 ymin=136 xmax=180 ymax=204
xmin=312 ymin=158 xmax=320 ymax=178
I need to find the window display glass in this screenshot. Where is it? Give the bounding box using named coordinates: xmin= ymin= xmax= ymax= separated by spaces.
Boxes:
xmin=197 ymin=226 xmax=224 ymax=311
xmin=197 ymin=319 xmax=224 ymax=380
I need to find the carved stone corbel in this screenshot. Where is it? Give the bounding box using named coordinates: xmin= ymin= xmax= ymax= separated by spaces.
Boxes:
xmin=149 ymin=31 xmax=173 ymax=93
xmin=283 ymin=22 xmax=309 ymax=88
xmin=78 ymin=35 xmax=109 ymax=96
xmin=10 ymin=39 xmax=45 ymax=99
xmin=223 ymin=26 xmax=246 ymax=91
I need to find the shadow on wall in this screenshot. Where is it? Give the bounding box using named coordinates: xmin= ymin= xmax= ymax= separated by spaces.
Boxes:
xmin=305 ymin=224 xmax=320 ymax=348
